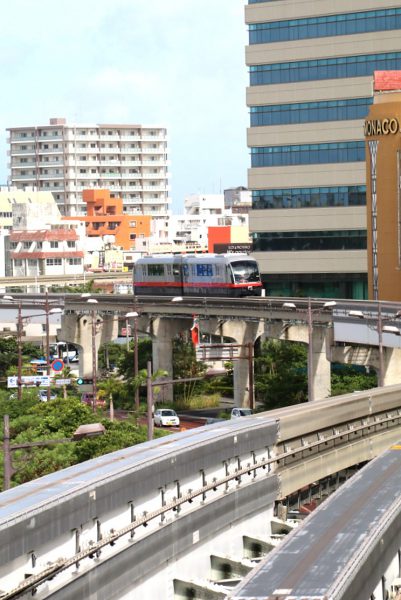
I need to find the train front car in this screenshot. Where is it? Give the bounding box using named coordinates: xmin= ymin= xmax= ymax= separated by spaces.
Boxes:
xmin=226 ymin=255 xmax=262 ymax=297
xmin=182 ymin=254 xmax=262 ymax=297
xmin=133 ymin=254 xmax=263 ymax=297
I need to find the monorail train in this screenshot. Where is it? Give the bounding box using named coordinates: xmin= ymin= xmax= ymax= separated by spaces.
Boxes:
xmin=133 ymin=253 xmax=263 ymax=297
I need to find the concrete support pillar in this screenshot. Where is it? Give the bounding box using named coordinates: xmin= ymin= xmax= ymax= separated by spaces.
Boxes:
xmin=150 ymin=317 xmax=189 ymax=403
xmin=310 ymin=326 xmax=332 ymax=401
xmin=60 ymin=313 xmax=119 ymax=377
xmin=215 ymin=320 xmax=264 ymax=409
xmin=382 ymin=347 xmax=401 ymax=386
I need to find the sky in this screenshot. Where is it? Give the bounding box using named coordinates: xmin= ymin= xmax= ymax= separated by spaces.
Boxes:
xmin=0 ymin=0 xmax=249 ymax=213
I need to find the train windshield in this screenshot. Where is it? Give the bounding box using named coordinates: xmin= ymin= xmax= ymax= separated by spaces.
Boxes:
xmin=230 ymin=260 xmax=260 ymax=283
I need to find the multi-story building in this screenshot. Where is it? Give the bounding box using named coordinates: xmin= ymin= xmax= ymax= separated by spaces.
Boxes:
xmin=66 ymin=189 xmax=152 ymax=251
xmin=6 ymin=119 xmax=170 ymax=229
xmin=0 ymin=187 xmax=56 ymax=231
xmin=245 ymin=0 xmax=401 ymax=299
xmin=9 ymin=227 xmax=84 ymax=279
xmin=169 ymin=193 xmax=249 ymax=250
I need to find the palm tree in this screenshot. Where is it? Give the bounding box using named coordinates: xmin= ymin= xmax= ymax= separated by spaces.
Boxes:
xmin=97 ymin=375 xmax=125 ymax=420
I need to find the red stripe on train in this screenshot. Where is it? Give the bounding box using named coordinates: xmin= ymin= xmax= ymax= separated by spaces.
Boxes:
xmin=135 ymin=281 xmax=262 ymax=289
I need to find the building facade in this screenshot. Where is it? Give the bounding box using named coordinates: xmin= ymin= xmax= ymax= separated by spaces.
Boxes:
xmin=365 ymin=72 xmax=401 ymax=301
xmin=66 ymin=189 xmax=152 ymax=251
xmin=9 ymin=228 xmax=84 ymax=279
xmin=7 ymin=119 xmax=170 ymax=227
xmin=245 ymin=0 xmax=401 ymax=299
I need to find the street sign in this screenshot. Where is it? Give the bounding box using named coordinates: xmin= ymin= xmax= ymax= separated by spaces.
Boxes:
xmin=55 ymin=379 xmax=71 ymax=386
xmin=77 ymin=378 xmax=93 ymax=385
xmin=51 ymin=359 xmax=64 ymax=372
xmin=7 ymin=376 xmax=51 ymax=388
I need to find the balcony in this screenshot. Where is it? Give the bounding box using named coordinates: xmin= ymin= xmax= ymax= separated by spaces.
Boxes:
xmin=12 ymin=174 xmax=36 ymax=181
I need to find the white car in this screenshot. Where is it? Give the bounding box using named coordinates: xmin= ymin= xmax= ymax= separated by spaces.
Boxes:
xmin=154 ymin=409 xmax=180 ymax=427
xmin=38 ymin=389 xmax=57 ymax=402
xmin=231 ymin=407 xmax=253 ymax=419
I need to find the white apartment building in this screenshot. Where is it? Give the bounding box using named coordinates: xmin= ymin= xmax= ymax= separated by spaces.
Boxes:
xmin=7 ymin=118 xmax=171 ymax=226
xmin=169 ymin=193 xmax=249 ymax=248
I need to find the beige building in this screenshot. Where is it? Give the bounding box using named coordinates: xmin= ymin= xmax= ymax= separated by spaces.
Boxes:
xmin=0 ymin=187 xmax=57 ymax=230
xmin=7 ymin=119 xmax=171 ymax=235
xmin=365 ymin=72 xmax=401 ymax=301
xmin=246 ymin=0 xmax=401 ymax=299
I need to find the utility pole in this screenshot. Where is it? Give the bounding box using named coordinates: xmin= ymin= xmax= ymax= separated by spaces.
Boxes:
xmin=146 ymin=361 xmax=153 ymax=441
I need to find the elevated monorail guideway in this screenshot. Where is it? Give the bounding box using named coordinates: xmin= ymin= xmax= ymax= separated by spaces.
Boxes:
xmin=230 ymin=441 xmax=401 ymax=600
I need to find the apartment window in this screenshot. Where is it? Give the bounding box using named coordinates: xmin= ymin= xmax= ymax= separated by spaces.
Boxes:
xmin=80 ymin=130 xmax=86 ymax=135
xmin=20 ymin=145 xmax=27 ymax=150
xmin=68 ymin=258 xmax=81 ymax=265
xmin=50 ymin=241 xmax=59 ymax=248
xmin=28 ymin=259 xmax=37 ymax=267
xmin=20 ymin=170 xmax=26 ymax=176
xmin=43 ymin=144 xmax=49 ymax=149
xmin=79 ymin=169 xmax=87 ymax=173
xmin=14 ymin=260 xmax=23 ymax=267
xmin=36 ymin=242 xmax=42 ymax=249
xmin=130 ymin=233 xmax=137 ymax=240
xmin=53 ymin=144 xmax=59 ymax=149
xmin=91 ymin=143 xmax=96 ymax=148
xmin=9 ymin=242 xmax=18 ymax=250
xmin=129 ymin=221 xmax=137 ymax=227
xmin=46 ymin=258 xmax=62 ymax=266
xmin=67 ymin=241 xmax=75 ymax=248
xmin=22 ymin=241 xmax=30 ymax=249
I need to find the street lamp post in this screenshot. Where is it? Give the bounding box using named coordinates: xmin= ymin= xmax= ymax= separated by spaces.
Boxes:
xmin=283 ymin=299 xmax=337 ymax=402
xmin=126 ymin=311 xmax=139 ymax=410
xmin=17 ymin=302 xmax=23 ymax=401
xmin=87 ymin=298 xmax=99 ymax=412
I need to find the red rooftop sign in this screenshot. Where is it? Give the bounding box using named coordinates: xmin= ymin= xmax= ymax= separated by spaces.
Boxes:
xmin=374 ymin=71 xmax=401 ymax=91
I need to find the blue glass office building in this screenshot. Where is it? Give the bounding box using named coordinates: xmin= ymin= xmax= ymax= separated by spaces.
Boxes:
xmin=246 ymin=0 xmax=401 ymax=298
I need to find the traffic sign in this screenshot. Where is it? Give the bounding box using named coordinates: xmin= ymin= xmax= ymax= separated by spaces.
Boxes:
xmin=8 ymin=376 xmax=51 ymax=388
xmin=51 ymin=359 xmax=64 ymax=372
xmin=77 ymin=378 xmax=93 ymax=385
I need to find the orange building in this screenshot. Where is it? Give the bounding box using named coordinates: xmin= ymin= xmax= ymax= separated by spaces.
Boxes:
xmin=208 ymin=225 xmax=251 ymax=254
xmin=365 ymin=72 xmax=401 ymax=301
xmin=65 ymin=189 xmax=151 ymax=250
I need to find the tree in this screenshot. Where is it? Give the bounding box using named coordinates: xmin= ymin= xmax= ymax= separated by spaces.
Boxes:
xmin=97 ymin=375 xmax=125 ymax=412
xmin=331 ymin=364 xmax=377 ymax=396
xmin=172 ymin=337 xmax=207 ymax=402
xmin=254 ymin=339 xmax=308 ymax=410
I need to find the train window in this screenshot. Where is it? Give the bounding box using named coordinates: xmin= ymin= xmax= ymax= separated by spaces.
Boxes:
xmin=147 ymin=264 xmax=165 ymax=276
xmin=166 ymin=265 xmax=172 ymax=276
xmin=231 ymin=261 xmax=260 ymax=283
xmin=196 ymin=264 xmax=213 ymax=277
xmin=182 ymin=265 xmax=189 ymax=276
